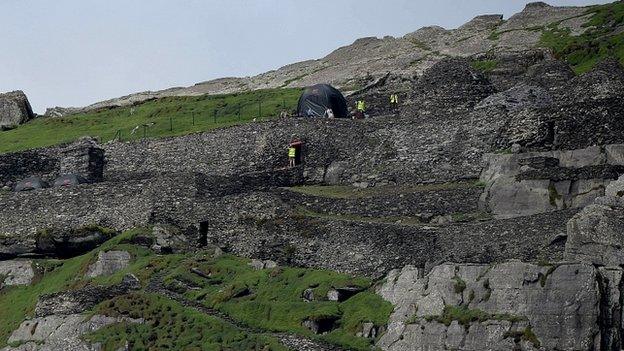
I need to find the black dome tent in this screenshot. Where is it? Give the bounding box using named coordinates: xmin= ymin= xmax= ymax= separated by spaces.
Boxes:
xmin=297 ymin=84 xmax=349 ymax=118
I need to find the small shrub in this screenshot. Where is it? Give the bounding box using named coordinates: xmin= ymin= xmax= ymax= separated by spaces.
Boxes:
xmin=452 ymin=276 xmax=467 ymax=294
xmin=471 ymin=59 xmax=499 ymax=72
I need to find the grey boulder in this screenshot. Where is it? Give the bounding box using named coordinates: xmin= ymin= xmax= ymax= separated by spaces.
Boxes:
xmin=0 ymin=91 xmax=34 ymax=129
xmin=0 ymin=260 xmax=35 ymax=287
xmin=86 ymin=250 xmax=131 ymax=278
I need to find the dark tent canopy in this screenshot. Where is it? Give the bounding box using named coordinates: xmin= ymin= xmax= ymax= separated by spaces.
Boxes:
xmin=297 ymin=84 xmax=349 ymax=118
xmin=15 ymin=176 xmax=49 ymax=192
xmin=53 ymin=174 xmax=87 ymax=187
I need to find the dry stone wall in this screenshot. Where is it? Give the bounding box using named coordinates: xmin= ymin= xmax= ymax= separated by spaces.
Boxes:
xmin=202 ymin=190 xmax=574 ymax=278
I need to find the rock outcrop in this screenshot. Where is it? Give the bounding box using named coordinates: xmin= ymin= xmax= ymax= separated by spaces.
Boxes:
xmin=377 ymin=261 xmax=620 ymax=351
xmin=42 ymin=2 xmax=595 ymax=116
xmin=565 ymin=175 xmax=624 ymax=266
xmin=2 ymin=314 xmax=143 ymax=351
xmin=480 ymin=145 xmax=623 ymax=218
xmin=0 ymin=260 xmax=34 ymax=287
xmin=35 ymin=274 xmax=140 ymax=317
xmin=85 ymin=250 xmax=131 ymax=278
xmin=0 ymin=91 xmax=34 ymax=129
xmin=410 ymin=58 xmax=496 ymax=114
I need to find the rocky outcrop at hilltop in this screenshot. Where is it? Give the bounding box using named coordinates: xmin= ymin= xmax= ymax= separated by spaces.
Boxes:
xmin=42 ymin=2 xmax=596 ymax=117
xmin=0 ymin=91 xmax=34 ymax=129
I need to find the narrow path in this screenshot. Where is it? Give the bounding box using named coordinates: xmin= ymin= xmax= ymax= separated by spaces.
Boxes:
xmin=145 ymin=275 xmax=345 ymax=351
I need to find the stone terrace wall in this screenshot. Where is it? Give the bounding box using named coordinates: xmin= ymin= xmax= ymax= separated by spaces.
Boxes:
xmin=0 ymin=168 xmax=303 ymax=258
xmin=279 ymin=183 xmax=482 ymax=220
xmin=202 ymin=190 xmax=574 ymax=278
xmin=102 ymin=113 xmax=506 ymax=186
xmin=0 ymin=148 xmax=61 ymax=188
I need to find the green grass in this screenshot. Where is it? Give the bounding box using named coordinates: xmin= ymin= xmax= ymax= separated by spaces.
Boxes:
xmin=471 ymin=59 xmax=499 ymax=72
xmin=87 ymin=293 xmax=287 ymax=351
xmin=0 ymin=88 xmax=302 ymax=154
xmin=0 ymin=229 xmax=392 ymax=350
xmin=504 ymin=326 xmax=542 ymax=348
xmin=287 ymin=180 xmax=482 ymax=199
xmin=0 ymin=255 xmax=90 ymax=346
xmin=166 ymin=255 xmax=393 ymax=351
xmin=294 ymin=206 xmax=426 ymax=226
xmin=540 ymin=1 xmax=624 ymax=73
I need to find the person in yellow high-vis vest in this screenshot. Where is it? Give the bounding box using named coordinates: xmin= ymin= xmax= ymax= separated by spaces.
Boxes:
xmin=356 ymin=100 xmax=366 ymax=112
xmin=354 ymin=100 xmax=366 ymax=119
xmin=390 ymin=94 xmax=399 ymax=113
xmin=390 ymin=94 xmax=398 ymax=105
xmin=288 ymin=146 xmax=297 ymax=168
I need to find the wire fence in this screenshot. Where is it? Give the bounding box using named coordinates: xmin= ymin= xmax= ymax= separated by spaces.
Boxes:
xmin=107 ymin=99 xmax=297 ymax=143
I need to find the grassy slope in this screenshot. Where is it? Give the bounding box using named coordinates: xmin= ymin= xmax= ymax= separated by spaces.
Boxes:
xmin=540 ymin=1 xmax=624 ymax=73
xmin=163 ymin=255 xmax=392 ymax=351
xmin=0 ymin=88 xmax=302 ymax=154
xmin=0 ymin=257 xmax=85 ymax=345
xmin=0 ymin=229 xmax=392 ymax=350
xmin=88 ymin=293 xmax=288 ymax=351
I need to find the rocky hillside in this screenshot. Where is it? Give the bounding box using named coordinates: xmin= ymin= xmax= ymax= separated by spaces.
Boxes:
xmin=3 ymin=1 xmax=624 ymax=351
xmin=44 ymin=1 xmax=623 ymax=117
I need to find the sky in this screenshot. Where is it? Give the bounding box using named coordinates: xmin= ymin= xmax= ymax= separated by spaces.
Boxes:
xmin=0 ymin=0 xmax=613 ymax=113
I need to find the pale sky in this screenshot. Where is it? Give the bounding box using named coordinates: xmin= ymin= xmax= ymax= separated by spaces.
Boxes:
xmin=0 ymin=0 xmax=612 ymax=113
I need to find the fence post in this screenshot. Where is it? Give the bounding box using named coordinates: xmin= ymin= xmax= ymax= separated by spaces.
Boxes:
xmin=170 ymin=116 xmax=173 ymax=132
xmin=192 ymin=112 xmax=195 ymax=126
xmin=213 ymin=109 xmax=217 ymax=124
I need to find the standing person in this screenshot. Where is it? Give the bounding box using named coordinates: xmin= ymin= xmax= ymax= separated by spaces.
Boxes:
xmin=288 ymin=144 xmax=296 ymax=168
xmin=390 ymin=94 xmax=399 ymax=113
xmin=356 ymin=100 xmax=366 ymax=119
xmin=324 ymin=108 xmax=335 ymax=118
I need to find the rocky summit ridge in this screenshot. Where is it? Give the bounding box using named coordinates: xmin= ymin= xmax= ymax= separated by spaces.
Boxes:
xmin=44 ymin=1 xmax=601 ymax=117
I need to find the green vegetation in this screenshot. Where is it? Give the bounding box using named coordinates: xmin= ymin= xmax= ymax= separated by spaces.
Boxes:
xmin=165 ymin=255 xmax=393 ymax=350
xmin=287 ymin=180 xmax=482 ymax=199
xmin=88 ymin=293 xmax=287 ymax=351
xmin=471 ymin=59 xmax=499 ymax=72
xmin=0 ymin=88 xmax=302 ymax=154
xmin=548 ymin=184 xmax=562 ymax=207
xmin=449 ymin=212 xmax=493 ymax=223
xmin=452 ymin=275 xmax=467 ymax=294
xmin=0 ymin=228 xmax=165 ymax=346
xmin=0 ymin=254 xmax=87 ymax=346
xmin=295 ymin=207 xmax=425 ymax=226
xmin=504 ymin=326 xmax=541 ymax=348
xmin=408 ymin=38 xmax=431 ymax=51
xmin=540 ymin=1 xmax=624 ymax=73
xmin=423 ymin=305 xmax=527 ymax=328
xmin=0 ymin=228 xmax=391 ymax=350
